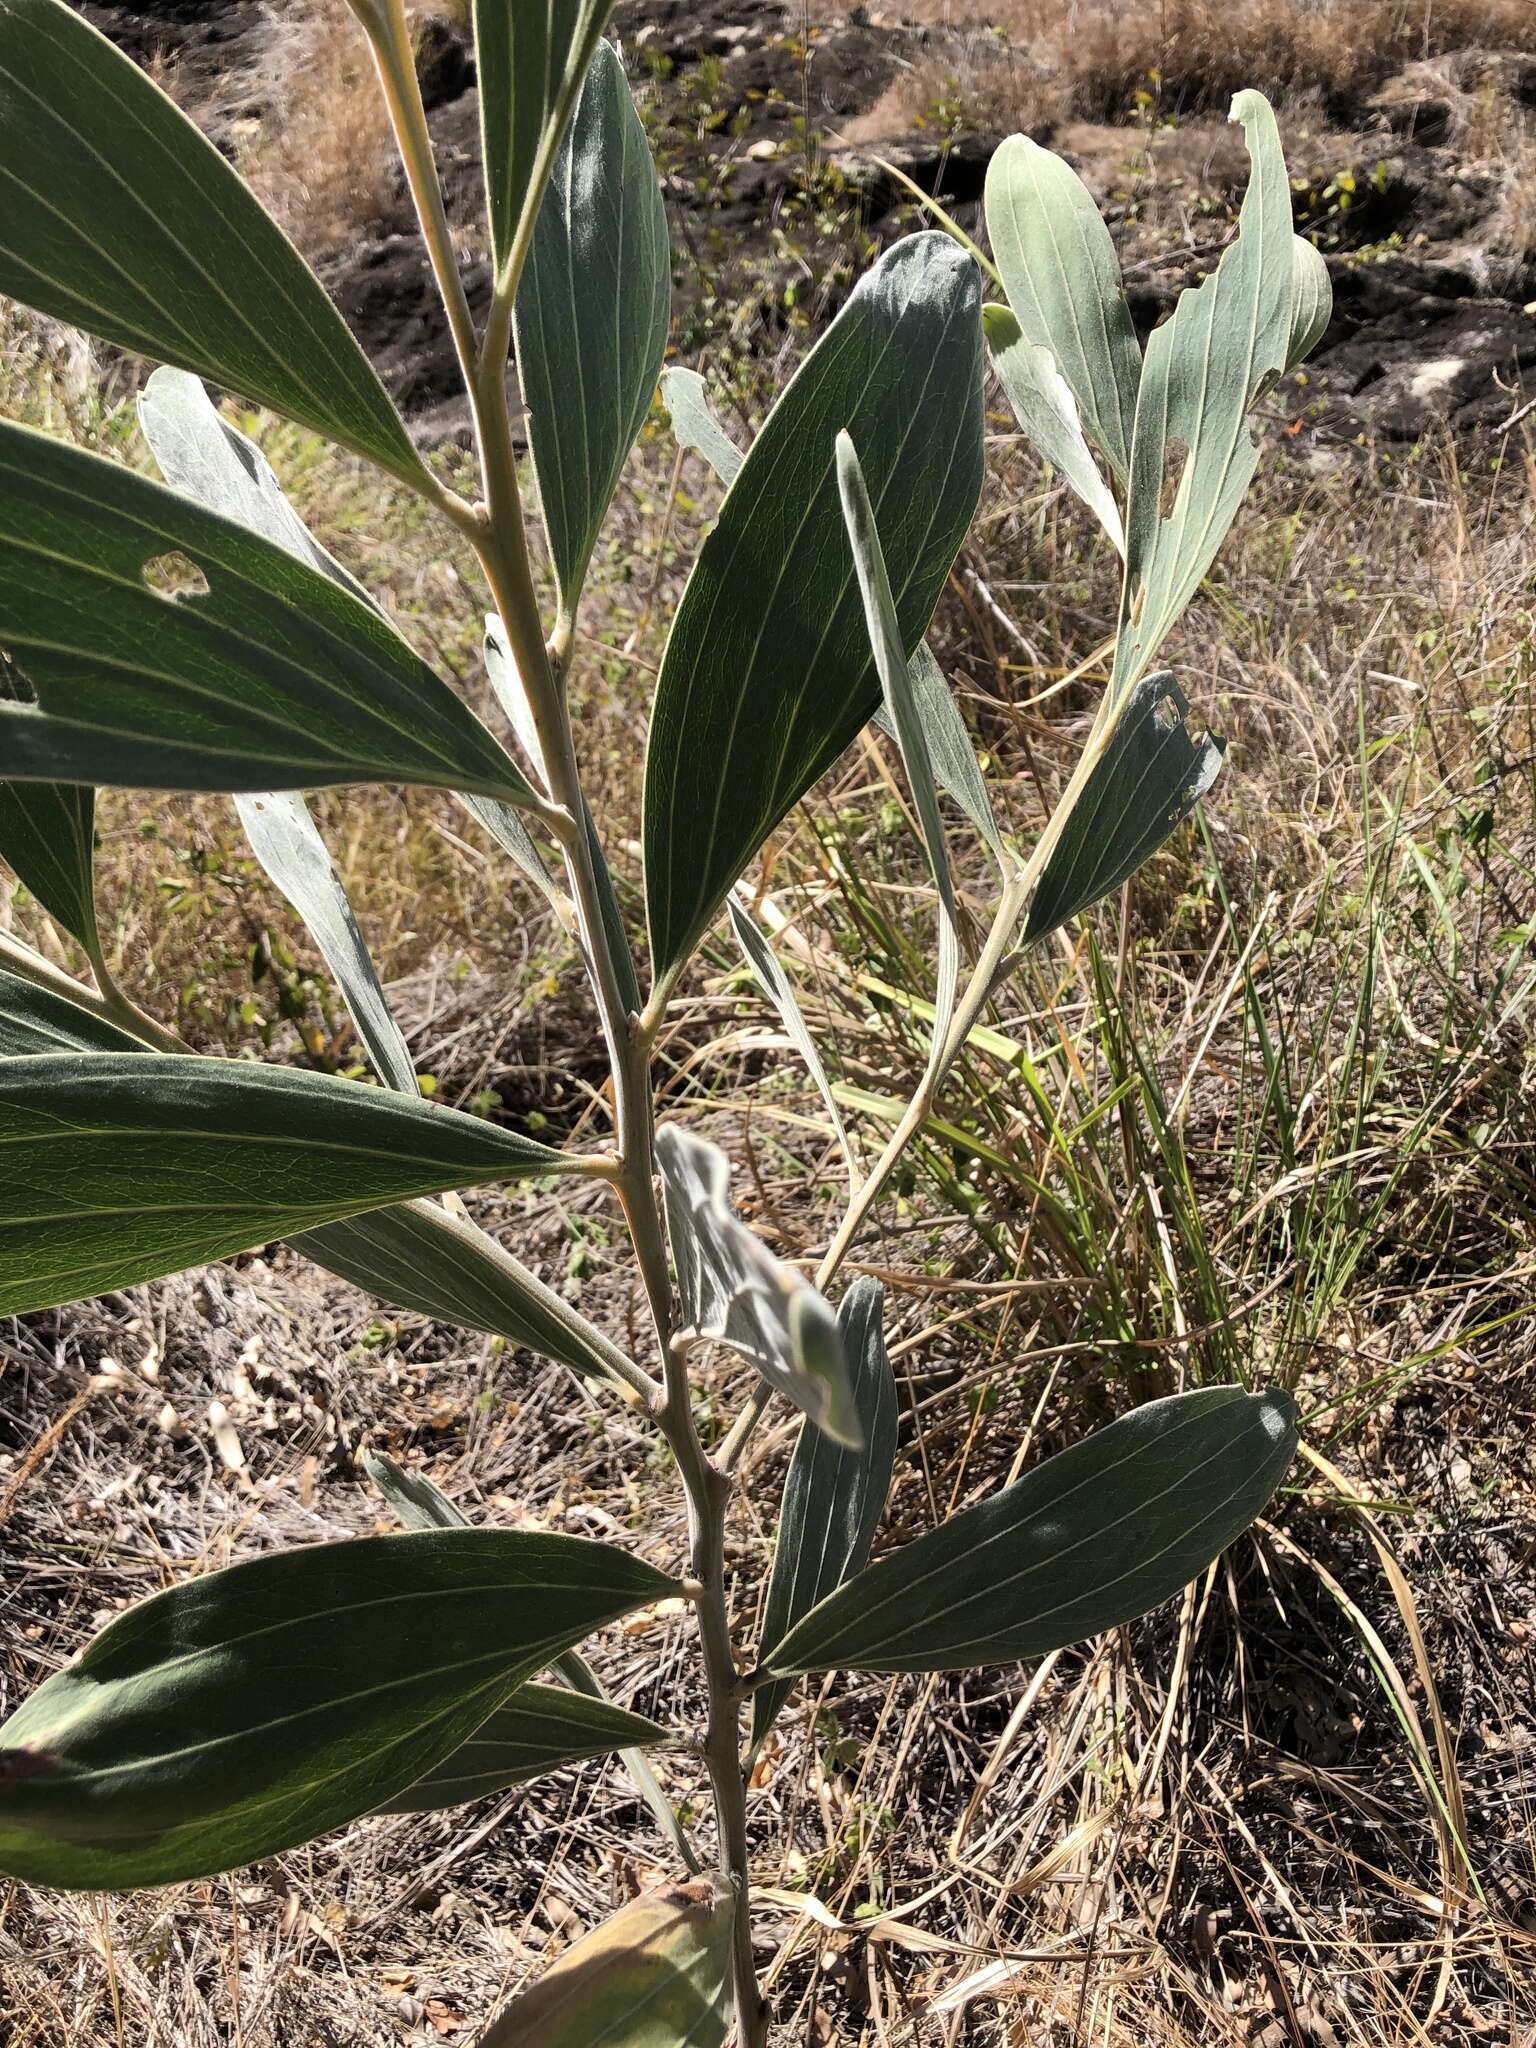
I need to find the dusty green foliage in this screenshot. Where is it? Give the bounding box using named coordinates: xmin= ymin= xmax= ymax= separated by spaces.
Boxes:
xmin=0 ymin=3 xmax=1332 ymax=2039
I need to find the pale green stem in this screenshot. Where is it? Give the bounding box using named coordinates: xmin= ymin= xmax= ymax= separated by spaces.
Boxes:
xmin=369 ymin=22 xmax=768 ymax=2042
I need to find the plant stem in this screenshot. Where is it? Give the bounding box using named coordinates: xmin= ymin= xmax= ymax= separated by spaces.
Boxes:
xmin=370 ymin=18 xmax=767 ymax=2035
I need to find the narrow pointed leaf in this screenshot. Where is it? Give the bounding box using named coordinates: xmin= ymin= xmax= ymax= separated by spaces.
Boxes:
xmin=985 ymin=133 xmax=1142 ymax=483
xmin=0 ymin=1053 xmax=579 ymax=1316
xmin=644 ymin=232 xmax=984 ymax=978
xmin=728 ymin=897 xmax=854 ymax=1183
xmin=1287 ymin=235 xmax=1333 ymax=371
xmin=236 ymin=792 xmax=417 ymax=1094
xmin=480 ymin=1879 xmax=734 ymax=2048
xmin=297 ymin=1200 xmax=638 ymax=1390
xmin=0 ymin=426 xmax=532 ymax=802
xmin=837 ymin=431 xmax=959 ymax=1065
xmin=0 ymin=779 xmax=99 ymax=959
xmin=1023 ymin=671 xmax=1225 ymax=943
xmin=0 ymin=0 xmax=427 ymax=489
xmin=374 ymin=1683 xmax=671 ymax=1814
xmin=984 ymin=302 xmax=1125 ymax=555
xmin=656 ymin=1123 xmax=860 ymax=1449
xmin=902 ymin=644 xmax=1005 ymax=864
xmin=476 ymin=0 xmax=612 ymax=276
xmin=659 ymin=367 xmax=744 ymax=487
xmin=516 ymin=40 xmax=671 ymax=618
xmin=0 ymin=968 xmax=139 ymax=1057
xmin=365 ymin=1449 xmax=469 ymax=1531
xmin=1110 ymin=91 xmax=1298 ymax=702
xmin=0 ymin=1529 xmax=675 ymax=1889
xmin=764 ymin=1386 xmax=1297 ymax=1676
xmin=751 ymin=1277 xmax=898 ymax=1750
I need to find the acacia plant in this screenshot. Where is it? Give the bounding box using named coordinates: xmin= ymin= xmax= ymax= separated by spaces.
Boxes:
xmin=0 ymin=3 xmax=1327 ymax=2040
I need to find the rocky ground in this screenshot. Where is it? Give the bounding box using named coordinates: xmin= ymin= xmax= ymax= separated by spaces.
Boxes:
xmin=79 ymin=0 xmax=1536 ymax=449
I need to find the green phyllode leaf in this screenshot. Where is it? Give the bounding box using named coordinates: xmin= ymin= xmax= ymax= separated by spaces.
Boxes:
xmin=983 ymin=302 xmax=1126 ymax=556
xmin=728 ymin=896 xmax=854 ymax=1183
xmin=0 ymin=0 xmax=427 ymax=489
xmin=984 ymin=133 xmax=1143 ymax=485
xmin=659 ymin=367 xmax=745 ymax=487
xmin=516 ymin=40 xmax=672 ymax=619
xmin=837 ymin=430 xmax=961 ymax=1065
xmin=476 ymin=0 xmax=613 ymax=279
xmin=0 ymin=968 xmax=140 ymax=1058
xmin=0 ymin=1529 xmax=675 ymax=1888
xmin=656 ymin=1123 xmax=862 ymax=1449
xmin=374 ymin=1684 xmax=671 ymax=1815
xmin=0 ymin=777 xmax=99 ymax=962
xmin=0 ymin=425 xmax=532 ymax=803
xmin=644 ymin=232 xmax=984 ymax=979
xmin=751 ymin=1277 xmax=899 ymax=1751
xmin=296 ymin=1200 xmax=641 ymax=1391
xmin=1023 ymin=671 xmax=1225 ymax=943
xmin=479 ymin=1879 xmax=734 ymax=2048
xmin=1110 ymin=91 xmax=1313 ymax=703
xmin=763 ymin=1386 xmax=1297 ymax=1676
xmin=0 ymin=1054 xmax=580 ymax=1315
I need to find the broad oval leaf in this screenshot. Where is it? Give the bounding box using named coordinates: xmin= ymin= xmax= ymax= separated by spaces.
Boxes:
xmin=476 ymin=0 xmax=613 ymax=277
xmin=516 ymin=40 xmax=671 ymax=619
xmin=0 ymin=0 xmax=427 ymax=488
xmin=643 ymin=232 xmax=984 ymax=979
xmin=374 ymin=1682 xmax=671 ymax=1814
xmin=0 ymin=425 xmax=532 ymax=802
xmin=1110 ymin=91 xmax=1299 ymax=703
xmin=1023 ymin=671 xmax=1225 ymax=944
xmin=0 ymin=1053 xmax=580 ymax=1316
xmin=762 ymin=1386 xmax=1297 ymax=1676
xmin=0 ymin=778 xmax=98 ymax=960
xmin=0 ymin=966 xmax=139 ymax=1057
xmin=656 ymin=1123 xmax=861 ymax=1448
xmin=297 ymin=1200 xmax=639 ymax=1391
xmin=0 ymin=1529 xmax=675 ymax=1888
xmin=984 ymin=133 xmax=1142 ymax=484
xmin=751 ymin=1277 xmax=898 ymax=1751
xmin=480 ymin=1878 xmax=734 ymax=2048
xmin=984 ymin=302 xmax=1125 ymax=556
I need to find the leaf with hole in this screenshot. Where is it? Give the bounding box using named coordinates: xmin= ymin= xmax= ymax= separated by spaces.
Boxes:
xmin=985 ymin=133 xmax=1142 ymax=484
xmin=751 ymin=1277 xmax=898 ymax=1751
xmin=479 ymin=1879 xmax=734 ymax=2048
xmin=0 ymin=1529 xmax=675 ymax=1888
xmin=0 ymin=0 xmax=427 ymax=488
xmin=984 ymin=302 xmax=1125 ymax=555
xmin=476 ymin=0 xmax=613 ymax=278
xmin=0 ymin=1053 xmax=581 ymax=1316
xmin=643 ymin=231 xmax=984 ymax=979
xmin=0 ymin=425 xmax=531 ymax=803
xmin=1110 ymin=91 xmax=1303 ymax=703
xmin=1023 ymin=671 xmax=1225 ymax=943
xmin=762 ymin=1387 xmax=1297 ymax=1676
xmin=516 ymin=40 xmax=671 ymax=619
xmin=656 ymin=1123 xmax=860 ymax=1449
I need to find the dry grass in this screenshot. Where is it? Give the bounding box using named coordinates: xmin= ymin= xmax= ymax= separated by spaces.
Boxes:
xmin=854 ymin=0 xmax=1536 ymax=140
xmin=4 ymin=8 xmax=1536 ymax=2045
